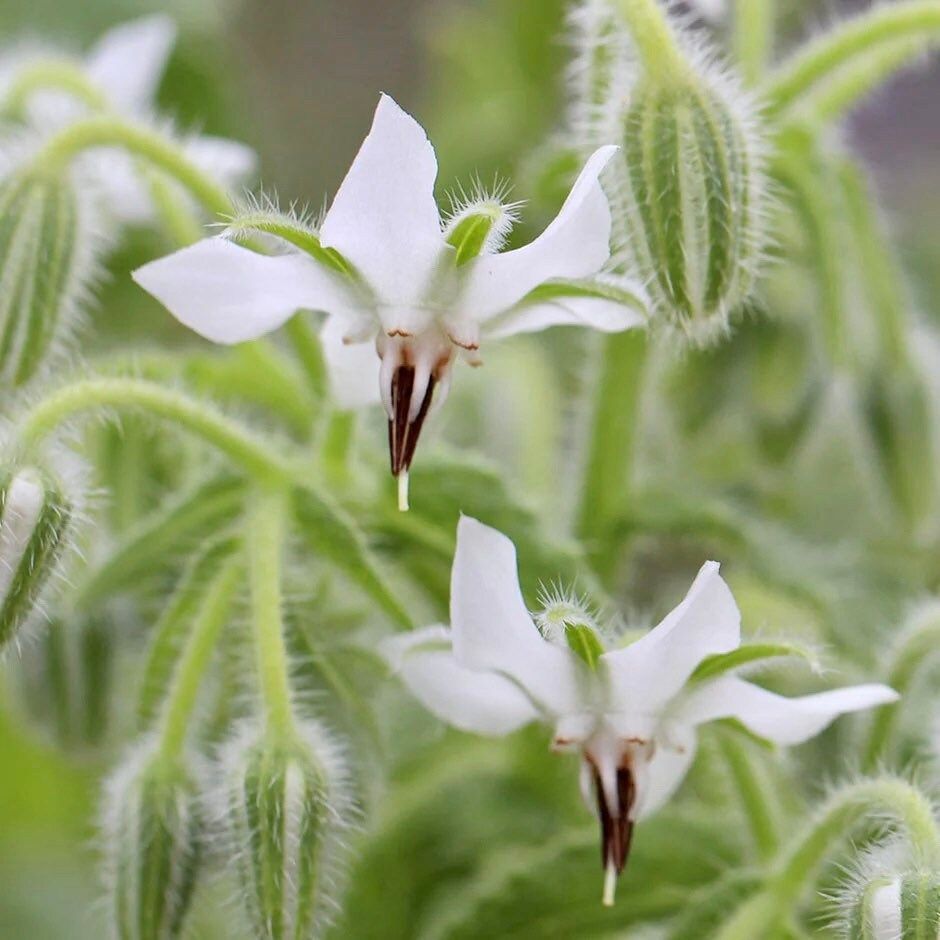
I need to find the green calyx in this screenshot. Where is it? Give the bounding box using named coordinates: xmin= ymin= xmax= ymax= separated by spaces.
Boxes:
xmin=445 ymin=200 xmax=515 ymax=266
xmin=565 ymin=622 xmax=606 ymax=670
xmin=0 ymin=466 xmax=73 ymax=651
xmin=617 ymin=76 xmax=764 ymax=339
xmin=227 ymin=727 xmax=347 ymax=940
xmin=107 ymin=753 xmax=201 ymax=940
xmin=0 ymin=169 xmax=91 ymax=386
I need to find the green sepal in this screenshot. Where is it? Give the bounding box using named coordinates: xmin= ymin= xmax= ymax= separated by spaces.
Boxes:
xmin=0 ymin=466 xmax=73 ymax=650
xmin=106 ymin=751 xmax=201 ymax=940
xmin=446 ymin=209 xmax=501 ymax=266
xmin=518 ymin=275 xmax=648 ymax=314
xmin=0 ymin=169 xmax=93 ymax=386
xmin=690 ymin=642 xmax=817 ymax=683
xmin=564 ymin=622 xmax=605 ymax=670
xmin=899 ymin=870 xmax=940 ymax=940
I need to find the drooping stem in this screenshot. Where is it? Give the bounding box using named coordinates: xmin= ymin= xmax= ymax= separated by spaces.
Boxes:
xmin=1 ymin=60 xmax=110 ymax=118
xmin=763 ymin=1 xmax=940 ymax=117
xmin=158 ymin=558 xmax=242 ymax=761
xmin=613 ymin=0 xmax=687 ymax=81
xmin=37 ymin=117 xmax=232 ymax=217
xmin=248 ymin=488 xmax=295 ymax=738
xmin=717 ymin=732 xmax=780 ymax=860
xmin=18 ymin=378 xmax=293 ymax=484
xmin=734 ymin=0 xmax=775 ymax=85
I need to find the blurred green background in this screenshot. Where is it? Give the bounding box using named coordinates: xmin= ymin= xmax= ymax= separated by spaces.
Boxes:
xmin=0 ymin=0 xmax=938 ymax=936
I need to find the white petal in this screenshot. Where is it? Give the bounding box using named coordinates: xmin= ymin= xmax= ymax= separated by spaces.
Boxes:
xmin=450 ymin=516 xmax=583 ymax=716
xmin=382 ymin=626 xmax=540 ymax=736
xmin=484 ymin=293 xmax=646 ymax=340
xmin=320 ymin=315 xmax=381 ymax=409
xmin=459 ymin=146 xmax=617 ymax=322
xmin=183 ymin=136 xmax=258 ymax=190
xmin=636 ymin=727 xmax=697 ymax=819
xmin=85 ymin=15 xmax=176 ymax=113
xmin=676 ymin=676 xmax=899 ymax=745
xmin=870 ymin=879 xmax=903 ymax=940
xmin=320 ymin=94 xmax=446 ymax=308
xmin=603 ymin=562 xmax=740 ymax=715
xmin=133 ymin=238 xmax=362 ymax=344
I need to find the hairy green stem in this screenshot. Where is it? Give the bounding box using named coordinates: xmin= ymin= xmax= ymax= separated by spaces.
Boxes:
xmin=1 ymin=60 xmax=109 ymax=118
xmin=764 ymin=1 xmax=940 ymax=117
xmin=248 ymin=489 xmax=295 ymax=737
xmin=613 ymin=0 xmax=687 ymax=81
xmin=158 ymin=558 xmax=241 ymax=760
xmin=18 ymin=378 xmax=293 ymax=484
xmin=37 ymin=117 xmax=232 ymax=217
xmin=734 ymin=0 xmax=774 ymax=85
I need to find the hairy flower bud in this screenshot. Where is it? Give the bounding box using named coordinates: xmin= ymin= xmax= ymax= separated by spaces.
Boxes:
xmin=612 ymin=69 xmax=766 ymax=339
xmin=16 ymin=613 xmax=114 ymax=751
xmin=0 ymin=166 xmax=99 ymax=385
xmin=842 ymin=869 xmax=940 ymax=939
xmin=102 ymin=744 xmax=202 ymax=940
xmin=0 ymin=464 xmax=74 ymax=651
xmin=218 ymin=720 xmax=355 ymax=939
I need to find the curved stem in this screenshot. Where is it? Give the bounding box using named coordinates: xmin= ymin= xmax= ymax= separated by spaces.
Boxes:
xmin=17 ymin=378 xmax=293 ymax=484
xmin=248 ymin=488 xmax=295 ymax=738
xmin=763 ymin=1 xmax=940 ymax=118
xmin=37 ymin=117 xmax=232 ymax=217
xmin=2 ymin=60 xmax=109 ymax=118
xmin=613 ymin=0 xmax=687 ymax=81
xmin=734 ymin=0 xmax=774 ymax=85
xmin=158 ymin=558 xmax=241 ymax=760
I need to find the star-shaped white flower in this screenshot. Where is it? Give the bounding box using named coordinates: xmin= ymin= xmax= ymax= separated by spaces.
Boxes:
xmin=2 ymin=15 xmax=256 ymax=224
xmin=131 ymin=95 xmax=647 ymax=507
xmin=383 ymin=516 xmax=899 ymax=904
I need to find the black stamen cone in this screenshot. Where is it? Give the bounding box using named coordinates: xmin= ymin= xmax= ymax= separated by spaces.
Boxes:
xmin=593 ymin=765 xmax=636 ymax=874
xmin=388 ymin=365 xmax=436 ymax=476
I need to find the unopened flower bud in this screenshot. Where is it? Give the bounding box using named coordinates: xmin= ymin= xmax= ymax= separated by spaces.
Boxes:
xmin=610 ymin=63 xmax=767 ymax=339
xmin=102 ymin=744 xmax=201 ymax=940
xmin=0 ymin=465 xmax=74 ymax=651
xmin=16 ymin=613 xmax=114 ymax=751
xmin=218 ymin=720 xmax=355 ymax=939
xmin=842 ymin=869 xmax=940 ymax=939
xmin=0 ymin=167 xmax=99 ymax=385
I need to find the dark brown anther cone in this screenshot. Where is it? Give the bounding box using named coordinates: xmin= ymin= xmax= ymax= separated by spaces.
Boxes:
xmin=593 ymin=764 xmax=636 ymax=875
xmin=388 ymin=365 xmax=437 ymax=477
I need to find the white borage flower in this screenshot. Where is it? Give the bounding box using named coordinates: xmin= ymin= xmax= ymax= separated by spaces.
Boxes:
xmin=383 ymin=516 xmax=899 ymax=905
xmin=0 ymin=15 xmax=256 ymax=225
xmin=131 ymin=94 xmax=649 ymax=509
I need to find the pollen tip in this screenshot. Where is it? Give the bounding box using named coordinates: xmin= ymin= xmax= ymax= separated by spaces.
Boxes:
xmin=397 ymin=471 xmax=410 ymax=512
xmin=602 ymin=861 xmax=617 ymax=907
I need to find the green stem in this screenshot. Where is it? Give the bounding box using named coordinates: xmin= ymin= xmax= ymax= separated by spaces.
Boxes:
xmin=862 ymin=614 xmax=940 ymax=770
xmin=37 ymin=117 xmax=232 ymax=217
xmin=837 ymin=159 xmax=911 ymax=370
xmin=158 ymin=558 xmax=241 ymax=760
xmin=577 ymin=330 xmax=647 ymax=581
xmin=18 ymin=378 xmax=293 ymax=484
xmin=2 ymin=60 xmax=109 ymax=118
xmin=284 ymin=315 xmax=328 ymax=405
xmin=144 ymin=167 xmax=208 ymax=246
xmin=320 ymin=410 xmax=357 ymax=488
xmin=734 ymin=0 xmax=775 ymax=85
xmin=613 ymin=0 xmax=687 ymax=81
xmin=763 ymin=1 xmax=940 ymax=118
xmin=248 ymin=489 xmax=295 ymax=737
xmin=718 ymin=732 xmax=780 ymax=860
